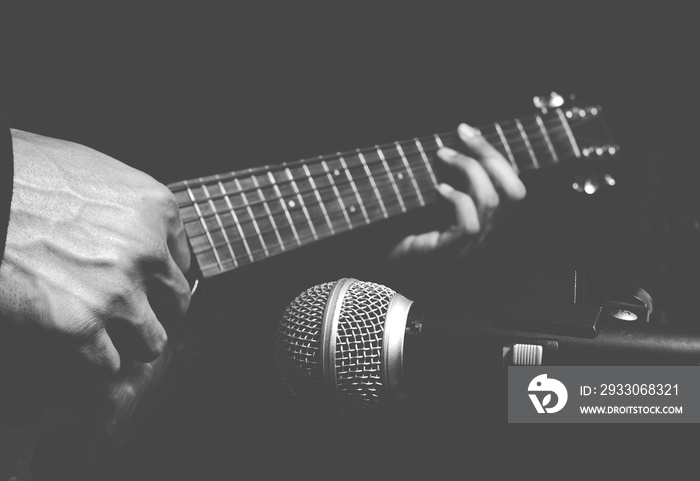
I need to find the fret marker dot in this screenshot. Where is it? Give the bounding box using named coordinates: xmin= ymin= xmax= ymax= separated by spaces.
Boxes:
xmin=333 ymin=169 xmax=341 ymax=177
xmin=349 ymin=205 xmax=357 ymax=214
xmin=287 ymin=200 xmax=296 ymax=208
xmin=397 ymin=172 xmax=404 ymax=180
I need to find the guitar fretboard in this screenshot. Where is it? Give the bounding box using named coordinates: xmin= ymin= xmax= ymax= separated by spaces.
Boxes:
xmin=170 ymin=107 xmax=598 ymax=278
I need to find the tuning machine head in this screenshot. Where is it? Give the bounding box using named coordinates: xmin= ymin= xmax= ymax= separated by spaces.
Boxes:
xmin=572 ymin=173 xmax=617 ymax=195
xmin=533 ymin=92 xmax=576 ymax=113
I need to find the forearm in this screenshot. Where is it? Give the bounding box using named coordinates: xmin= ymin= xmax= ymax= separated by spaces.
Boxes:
xmin=0 ymin=111 xmax=13 ymax=269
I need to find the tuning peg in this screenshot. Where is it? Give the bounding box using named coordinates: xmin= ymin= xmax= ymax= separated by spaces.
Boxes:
xmin=533 ymin=92 xmax=566 ymax=113
xmin=571 ymin=173 xmax=616 ymax=195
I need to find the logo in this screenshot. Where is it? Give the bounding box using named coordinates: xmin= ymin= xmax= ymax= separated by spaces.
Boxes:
xmin=528 ymin=374 xmax=568 ymax=413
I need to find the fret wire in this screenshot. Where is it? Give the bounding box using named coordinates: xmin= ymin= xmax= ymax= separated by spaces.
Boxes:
xmin=433 ymin=133 xmax=444 ymax=148
xmin=321 ymin=158 xmax=353 ymax=229
xmin=177 ymin=124 xmax=570 ymax=208
xmin=394 ymin=142 xmax=425 ymax=206
xmin=186 ymin=130 xmax=564 ymax=229
xmin=414 ymin=138 xmax=439 ymax=188
xmin=285 ymin=167 xmax=319 ymax=241
xmin=556 ymin=108 xmax=582 ymax=158
xmin=535 ymin=115 xmax=559 ymax=162
xmin=337 ymin=154 xmax=371 ymax=225
xmin=251 ymin=174 xmax=286 ymax=252
xmin=187 ymin=173 xmax=437 ymax=244
xmin=201 ymin=183 xmax=238 ymax=268
xmin=235 ymin=177 xmax=270 ymax=257
xmin=268 ymin=171 xmax=302 ymax=246
xmin=356 ymin=149 xmax=388 ymax=219
xmin=515 ymin=119 xmax=539 ymax=168
xmin=375 ymin=145 xmax=406 ymax=213
xmin=192 ymin=186 xmax=420 ymax=250
xmin=171 ymin=116 xmax=582 ymax=196
xmin=302 ymin=164 xmax=335 ymax=235
xmin=493 ymin=122 xmax=518 ymax=173
xmin=218 ymin=180 xmax=255 ymax=263
xmin=186 ymin=184 xmax=223 ymax=272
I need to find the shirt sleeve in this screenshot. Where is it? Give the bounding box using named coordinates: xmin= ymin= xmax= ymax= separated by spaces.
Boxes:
xmin=0 ymin=112 xmax=14 ymax=268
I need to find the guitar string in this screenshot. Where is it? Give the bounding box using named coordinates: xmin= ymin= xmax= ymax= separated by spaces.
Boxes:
xmin=184 ymin=126 xmax=578 ymax=262
xmin=189 ymin=168 xmax=503 ymax=264
xmin=175 ymin=119 xmax=577 ymax=196
xmin=181 ymin=115 xmax=602 ymax=267
xmin=183 ymin=108 xmax=596 ymax=184
xmin=178 ymin=124 xmax=571 ymax=212
xmin=179 ymin=126 xmax=569 ymax=226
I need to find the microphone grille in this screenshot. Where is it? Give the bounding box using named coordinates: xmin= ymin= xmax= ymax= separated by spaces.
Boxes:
xmin=275 ymin=281 xmax=335 ymax=407
xmin=275 ymin=279 xmax=397 ymax=412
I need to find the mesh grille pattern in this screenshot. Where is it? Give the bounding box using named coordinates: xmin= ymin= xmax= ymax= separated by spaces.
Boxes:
xmin=274 ymin=282 xmax=334 ymax=406
xmin=335 ymin=281 xmax=396 ymax=410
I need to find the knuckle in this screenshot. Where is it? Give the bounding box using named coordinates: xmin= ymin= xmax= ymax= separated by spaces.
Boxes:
xmin=98 ymin=355 xmax=121 ymax=375
xmin=482 ymin=192 xmax=500 ymax=211
xmin=146 ymin=331 xmax=168 ymax=360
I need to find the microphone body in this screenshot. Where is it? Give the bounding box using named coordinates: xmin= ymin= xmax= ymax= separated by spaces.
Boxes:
xmin=275 ymin=278 xmax=700 ymax=413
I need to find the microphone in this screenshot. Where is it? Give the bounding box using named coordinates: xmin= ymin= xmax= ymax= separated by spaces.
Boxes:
xmin=274 ymin=278 xmax=700 ymax=414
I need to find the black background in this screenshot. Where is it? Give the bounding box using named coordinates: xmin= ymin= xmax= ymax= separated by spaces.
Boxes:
xmin=2 ymin=2 xmax=699 ymax=479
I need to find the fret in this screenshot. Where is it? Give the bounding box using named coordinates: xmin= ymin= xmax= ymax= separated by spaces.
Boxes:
xmin=268 ymin=172 xmax=302 ymax=247
xmin=518 ymin=118 xmax=555 ymax=167
xmin=320 ymin=158 xmax=354 ymax=229
xmin=393 ymin=142 xmax=425 ymax=206
xmin=375 ymin=146 xmax=406 ymax=213
xmin=233 ymin=177 xmax=269 ymax=259
xmin=337 ymin=154 xmax=371 ymax=225
xmin=201 ymin=183 xmax=238 ymax=268
xmin=383 ymin=143 xmax=422 ymax=211
xmin=309 ymin=157 xmax=352 ymax=232
xmin=186 ymin=185 xmax=223 ymax=272
xmin=397 ymin=140 xmax=434 ymax=203
xmin=535 ymin=115 xmax=559 ymax=162
xmin=356 ymin=150 xmax=388 ymax=219
xmin=284 ymin=165 xmax=332 ymax=238
xmin=249 ymin=174 xmax=286 ymax=254
xmin=302 ymin=163 xmax=335 ymax=235
xmin=493 ymin=122 xmax=518 ymax=173
xmin=556 ymin=108 xmax=582 ymax=158
xmin=434 ymin=133 xmax=445 ymax=148
xmin=285 ymin=167 xmax=319 ymax=241
xmin=218 ymin=181 xmax=255 ymax=263
xmin=414 ymin=138 xmax=439 ymax=188
xmin=515 ymin=119 xmax=539 ymax=168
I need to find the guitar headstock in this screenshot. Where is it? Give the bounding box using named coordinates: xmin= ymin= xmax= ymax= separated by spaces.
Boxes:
xmin=534 ymin=92 xmax=620 ymax=194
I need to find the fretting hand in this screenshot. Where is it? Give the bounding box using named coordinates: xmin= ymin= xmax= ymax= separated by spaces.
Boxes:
xmin=390 ymin=123 xmax=526 ymax=259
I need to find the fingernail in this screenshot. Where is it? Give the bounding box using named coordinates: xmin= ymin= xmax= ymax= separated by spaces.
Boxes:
xmin=437 ymin=147 xmax=458 ymax=160
xmin=458 ymin=123 xmax=479 ymax=139
xmin=437 ymin=183 xmax=454 ymax=196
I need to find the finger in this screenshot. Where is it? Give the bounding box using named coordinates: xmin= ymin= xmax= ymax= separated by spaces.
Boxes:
xmin=167 ymin=211 xmax=192 ymax=274
xmin=80 ymin=328 xmax=122 ymax=376
xmin=390 ymin=183 xmax=479 ymax=258
xmin=436 ymin=183 xmax=481 ymax=244
xmin=147 ymin=253 xmax=193 ymax=319
xmin=457 ymin=123 xmax=526 ymax=202
xmin=437 ymin=147 xmax=499 ymax=218
xmin=107 ymin=295 xmax=168 ymax=363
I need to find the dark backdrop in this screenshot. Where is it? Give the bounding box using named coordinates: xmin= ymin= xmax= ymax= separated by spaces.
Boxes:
xmin=2 ymin=2 xmax=699 ymax=479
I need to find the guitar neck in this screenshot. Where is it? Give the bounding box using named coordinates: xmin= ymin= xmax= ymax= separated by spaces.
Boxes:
xmin=169 ymin=106 xmax=605 ymax=278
